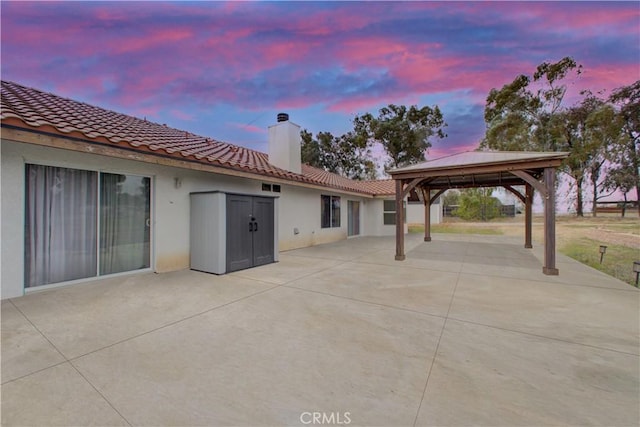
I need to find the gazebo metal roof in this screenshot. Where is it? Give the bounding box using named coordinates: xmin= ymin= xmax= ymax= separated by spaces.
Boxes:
xmin=389 ymin=151 xmax=568 ymax=187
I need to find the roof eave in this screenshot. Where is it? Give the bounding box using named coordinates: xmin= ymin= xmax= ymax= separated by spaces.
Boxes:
xmin=1 ymin=122 xmax=379 ymax=198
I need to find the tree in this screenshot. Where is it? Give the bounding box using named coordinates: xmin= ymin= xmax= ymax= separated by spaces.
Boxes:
xmin=482 ymin=57 xmax=581 ymax=152
xmin=442 ymin=189 xmax=461 ymax=217
xmin=481 ymin=57 xmax=614 ymax=216
xmin=442 ymin=189 xmax=460 ymax=208
xmin=300 ymin=129 xmax=377 ymax=180
xmin=456 ymin=188 xmax=501 ymax=221
xmin=301 ymin=129 xmax=321 ymax=168
xmin=354 ymin=104 xmax=447 ymax=171
xmin=582 ymin=99 xmax=624 ymax=216
xmin=608 ymin=80 xmax=640 ymax=216
xmin=548 ymin=94 xmax=610 ymax=216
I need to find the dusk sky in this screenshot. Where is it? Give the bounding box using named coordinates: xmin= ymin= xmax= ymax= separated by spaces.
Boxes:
xmin=2 ymin=1 xmax=639 ymax=161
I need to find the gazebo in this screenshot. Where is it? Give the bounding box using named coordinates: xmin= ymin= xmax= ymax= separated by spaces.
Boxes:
xmin=389 ymin=151 xmax=569 ymax=275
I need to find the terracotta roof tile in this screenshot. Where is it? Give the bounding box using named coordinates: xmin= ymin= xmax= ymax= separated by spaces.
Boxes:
xmin=1 ymin=80 xmax=393 ymax=196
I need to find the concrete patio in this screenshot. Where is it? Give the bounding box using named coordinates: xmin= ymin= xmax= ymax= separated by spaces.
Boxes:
xmin=2 ymin=234 xmax=639 ymax=426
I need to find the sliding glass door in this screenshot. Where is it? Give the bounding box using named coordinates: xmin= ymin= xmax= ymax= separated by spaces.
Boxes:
xmin=100 ymin=173 xmax=150 ymax=275
xmin=25 ymin=164 xmax=151 ymax=288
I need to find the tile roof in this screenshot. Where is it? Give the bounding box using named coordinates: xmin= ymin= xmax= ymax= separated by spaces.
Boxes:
xmin=301 ymin=165 xmax=395 ymax=195
xmin=1 ymin=80 xmax=394 ymax=196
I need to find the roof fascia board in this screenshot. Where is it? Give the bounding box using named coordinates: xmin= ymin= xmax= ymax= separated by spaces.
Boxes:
xmin=390 ymin=154 xmax=568 ymax=174
xmin=1 ymin=125 xmax=375 ymax=199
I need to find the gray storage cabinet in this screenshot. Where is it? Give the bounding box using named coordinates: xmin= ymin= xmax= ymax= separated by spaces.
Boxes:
xmin=190 ymin=192 xmax=277 ymax=274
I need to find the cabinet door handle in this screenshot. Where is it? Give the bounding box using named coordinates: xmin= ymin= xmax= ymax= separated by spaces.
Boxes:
xmin=254 ymin=221 xmax=258 ymax=232
xmin=249 ymin=222 xmax=254 ymax=232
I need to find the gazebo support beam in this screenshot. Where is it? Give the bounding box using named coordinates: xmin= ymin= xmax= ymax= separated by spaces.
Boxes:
xmin=401 ymin=177 xmax=425 ymax=199
xmin=395 ymin=179 xmax=405 ymax=261
xmin=525 ymin=184 xmax=533 ymax=249
xmin=511 ymin=170 xmax=547 ymax=197
xmin=430 ymin=189 xmax=446 ymax=205
xmin=543 ymin=168 xmax=559 ymax=275
xmin=423 ymin=187 xmax=431 ymax=242
xmin=503 ymin=185 xmax=526 ymax=204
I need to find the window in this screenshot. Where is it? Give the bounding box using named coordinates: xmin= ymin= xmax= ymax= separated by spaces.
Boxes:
xmin=262 ymin=183 xmax=272 ymax=191
xmin=383 ymin=199 xmax=406 ymax=225
xmin=272 ymin=184 xmax=281 ymax=193
xmin=321 ymin=195 xmax=341 ymax=228
xmin=25 ymin=164 xmax=151 ymax=288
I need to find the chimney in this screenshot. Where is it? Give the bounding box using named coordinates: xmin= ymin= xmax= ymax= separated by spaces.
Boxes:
xmin=268 ymin=112 xmax=301 ymax=174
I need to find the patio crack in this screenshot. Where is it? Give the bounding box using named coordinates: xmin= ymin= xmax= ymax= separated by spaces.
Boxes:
xmin=6 ymin=299 xmax=133 ymax=426
xmin=65 ymin=283 xmax=283 ymax=364
xmin=412 ymin=268 xmax=463 ymax=427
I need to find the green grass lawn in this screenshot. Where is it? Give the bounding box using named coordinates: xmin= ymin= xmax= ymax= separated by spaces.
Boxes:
xmin=560 ymin=238 xmax=639 ymax=287
xmin=409 ymin=219 xmax=639 ymax=287
xmin=561 ymin=219 xmax=640 ymax=234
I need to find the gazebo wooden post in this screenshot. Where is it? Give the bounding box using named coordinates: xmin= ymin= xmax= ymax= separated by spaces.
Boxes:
xmin=525 ymin=184 xmax=533 ymax=249
xmin=395 ymin=179 xmax=405 ymax=261
xmin=543 ymin=168 xmax=559 ymax=275
xmin=424 ymin=187 xmax=431 ymax=242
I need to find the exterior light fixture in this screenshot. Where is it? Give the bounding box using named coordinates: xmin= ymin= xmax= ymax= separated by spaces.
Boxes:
xmin=599 ymin=245 xmax=607 ymax=264
xmin=633 ymin=261 xmax=640 ymax=287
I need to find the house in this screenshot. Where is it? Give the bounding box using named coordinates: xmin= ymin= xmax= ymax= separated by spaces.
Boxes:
xmin=0 ymin=81 xmax=441 ymax=298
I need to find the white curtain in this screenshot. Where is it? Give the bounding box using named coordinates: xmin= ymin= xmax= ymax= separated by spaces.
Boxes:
xmin=25 ymin=165 xmax=97 ymax=287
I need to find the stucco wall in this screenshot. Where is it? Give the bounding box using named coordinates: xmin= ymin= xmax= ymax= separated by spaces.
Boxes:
xmin=1 ymin=141 xmax=25 ymax=299
xmin=363 ymin=198 xmax=409 ymax=236
xmin=1 ymin=140 xmax=262 ymax=297
xmin=279 ymin=185 xmax=347 ymax=251
xmin=1 ymin=139 xmax=373 ymax=298
xmin=406 ymin=201 xmax=442 ymax=225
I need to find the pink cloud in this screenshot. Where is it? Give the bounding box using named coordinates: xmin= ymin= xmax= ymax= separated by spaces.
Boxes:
xmin=2 ymin=0 xmax=637 ymax=160
xmin=231 ymin=122 xmax=265 ymax=134
xmin=110 ymin=28 xmax=193 ymax=54
xmin=171 ymin=109 xmax=195 ymax=121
